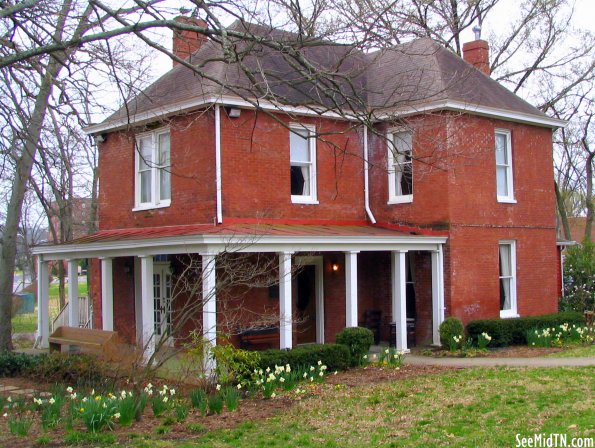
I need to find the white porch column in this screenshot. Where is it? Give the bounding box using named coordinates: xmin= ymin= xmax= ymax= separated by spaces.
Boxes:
xmin=431 ymin=246 xmax=445 ymax=346
xmin=391 ymin=250 xmax=409 ymax=352
xmin=345 ymin=251 xmax=359 ymax=327
xmin=67 ymin=260 xmax=79 ymax=327
xmin=100 ymin=257 xmax=114 ymax=331
xmin=201 ymin=252 xmax=217 ymax=373
xmin=139 ymin=255 xmax=155 ymax=360
xmin=279 ymin=251 xmax=293 ymax=350
xmin=36 ymin=257 xmax=50 ymax=348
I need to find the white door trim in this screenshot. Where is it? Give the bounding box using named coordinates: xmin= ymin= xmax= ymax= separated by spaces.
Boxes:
xmin=295 ymin=255 xmax=325 ymax=344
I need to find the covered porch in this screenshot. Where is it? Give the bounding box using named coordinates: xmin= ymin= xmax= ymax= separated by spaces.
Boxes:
xmin=33 ymin=223 xmax=447 ymax=368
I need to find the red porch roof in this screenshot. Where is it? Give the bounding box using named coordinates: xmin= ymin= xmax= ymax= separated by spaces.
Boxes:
xmin=62 ymin=221 xmax=445 ymax=246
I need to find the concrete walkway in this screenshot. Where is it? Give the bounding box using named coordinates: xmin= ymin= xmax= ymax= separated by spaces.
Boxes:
xmin=404 ymin=354 xmax=595 ymax=368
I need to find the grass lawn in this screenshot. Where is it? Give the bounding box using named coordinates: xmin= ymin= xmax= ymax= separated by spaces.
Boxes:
xmin=12 ymin=280 xmax=88 ymax=334
xmin=122 ymin=367 xmax=594 ymax=448
xmin=547 ymin=345 xmax=595 ymax=358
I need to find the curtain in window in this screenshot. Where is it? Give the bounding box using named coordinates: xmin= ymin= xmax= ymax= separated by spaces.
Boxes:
xmin=499 ymin=245 xmax=512 ymax=311
xmin=158 ymin=133 xmax=171 ymax=201
xmin=393 ymin=132 xmax=413 ymax=196
xmin=139 ymin=137 xmax=153 ymax=203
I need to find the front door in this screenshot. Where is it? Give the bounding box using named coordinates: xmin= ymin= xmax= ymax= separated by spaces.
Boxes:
xmin=296 ymin=265 xmax=317 ymax=344
xmin=153 ymin=263 xmax=173 ymax=345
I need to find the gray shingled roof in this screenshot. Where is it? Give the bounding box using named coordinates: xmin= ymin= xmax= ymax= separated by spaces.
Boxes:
xmin=104 ymin=21 xmax=547 ymax=125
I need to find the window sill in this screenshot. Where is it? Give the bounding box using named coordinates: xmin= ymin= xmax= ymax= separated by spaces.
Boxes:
xmin=291 ymin=196 xmax=319 ymax=205
xmin=497 ymin=197 xmax=517 ymax=204
xmin=500 ymin=312 xmax=519 ymax=319
xmin=132 ymin=201 xmax=171 ymax=212
xmin=388 ymin=195 xmax=413 ymax=205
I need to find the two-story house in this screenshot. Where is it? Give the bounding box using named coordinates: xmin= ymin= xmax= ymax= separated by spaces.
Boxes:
xmin=34 ymin=18 xmax=565 ymax=361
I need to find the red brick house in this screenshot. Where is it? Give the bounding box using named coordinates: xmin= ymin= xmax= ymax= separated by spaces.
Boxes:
xmin=34 ymin=20 xmax=565 ymax=361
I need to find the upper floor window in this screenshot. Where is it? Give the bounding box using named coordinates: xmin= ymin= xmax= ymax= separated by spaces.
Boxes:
xmin=134 ymin=128 xmax=171 ymax=210
xmin=495 ymin=129 xmax=515 ymax=203
xmin=499 ymin=241 xmax=518 ymax=318
xmin=387 ymin=129 xmax=413 ymax=204
xmin=290 ymin=124 xmax=318 ymax=204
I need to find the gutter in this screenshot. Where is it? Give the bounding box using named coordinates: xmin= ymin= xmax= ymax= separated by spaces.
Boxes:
xmin=363 ymin=126 xmax=376 ymax=224
xmin=215 ymin=105 xmax=223 ymax=224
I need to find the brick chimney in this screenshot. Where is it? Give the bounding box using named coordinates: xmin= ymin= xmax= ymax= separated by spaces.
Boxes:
xmin=172 ymin=16 xmax=208 ymax=67
xmin=463 ymin=40 xmax=490 ymax=76
xmin=463 ymin=25 xmax=490 ymax=76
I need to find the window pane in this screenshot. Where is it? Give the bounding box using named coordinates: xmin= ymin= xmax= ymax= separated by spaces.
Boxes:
xmin=140 ymin=171 xmax=152 ymax=203
xmin=500 ymin=277 xmax=511 ymax=311
xmin=139 ymin=136 xmax=153 ymax=170
xmin=391 ymin=131 xmax=413 ymax=197
xmin=496 ymin=166 xmax=508 ymax=196
xmin=158 ymin=133 xmax=170 ymax=166
xmin=393 ymin=132 xmax=412 ymax=156
xmin=499 ymin=244 xmax=511 ymax=276
xmin=401 ymin=163 xmax=413 ymax=195
xmin=160 ymin=168 xmax=171 ymax=201
xmin=291 ymin=165 xmax=307 ymax=195
xmin=495 ymin=134 xmax=507 ymax=164
xmin=290 ymin=129 xmax=310 ymax=162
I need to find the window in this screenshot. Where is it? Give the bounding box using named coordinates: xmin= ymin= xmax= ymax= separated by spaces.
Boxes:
xmin=290 ymin=124 xmax=317 ymax=204
xmin=495 ymin=129 xmax=515 ymax=203
xmin=387 ymin=129 xmax=413 ymax=203
xmin=499 ymin=241 xmax=518 ymax=318
xmin=134 ymin=129 xmax=171 ymax=210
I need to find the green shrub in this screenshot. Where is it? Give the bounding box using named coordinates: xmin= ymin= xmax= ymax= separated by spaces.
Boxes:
xmin=467 ymin=312 xmax=585 ymax=347
xmin=28 ymin=353 xmax=106 ymax=387
xmin=561 ymin=240 xmax=595 ymax=313
xmin=439 ymin=317 xmax=464 ymax=348
xmin=212 ymin=343 xmax=261 ymax=384
xmin=335 ymin=327 xmax=374 ymax=367
xmin=0 ymin=352 xmax=45 ymax=377
xmin=257 ymin=343 xmax=350 ymax=372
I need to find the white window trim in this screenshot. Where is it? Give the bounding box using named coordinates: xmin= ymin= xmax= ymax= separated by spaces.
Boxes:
xmin=290 ymin=123 xmax=318 ymax=204
xmin=134 ymin=127 xmax=171 ymax=211
xmin=499 ymin=240 xmax=519 ymax=319
xmin=387 ymin=127 xmax=413 ymax=204
xmin=495 ymin=129 xmax=515 ymax=203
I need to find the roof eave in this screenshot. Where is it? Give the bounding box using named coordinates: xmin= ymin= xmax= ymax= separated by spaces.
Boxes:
xmin=375 ymin=100 xmax=567 ymax=129
xmin=83 ymin=95 xmax=359 ymax=135
xmin=32 ymin=233 xmax=448 ymax=260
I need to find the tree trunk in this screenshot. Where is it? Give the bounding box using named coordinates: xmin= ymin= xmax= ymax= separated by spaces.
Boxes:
xmin=0 ymin=61 xmax=63 ymax=351
xmin=555 ymin=181 xmax=571 ymax=240
xmin=585 ymin=153 xmax=594 ymax=242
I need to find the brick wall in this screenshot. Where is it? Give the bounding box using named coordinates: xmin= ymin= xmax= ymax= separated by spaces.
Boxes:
xmin=98 ymin=110 xmax=216 ymax=230
xmin=93 ymin=108 xmax=560 ymax=344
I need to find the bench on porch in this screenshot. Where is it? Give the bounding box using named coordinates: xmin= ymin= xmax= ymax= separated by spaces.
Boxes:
xmin=49 ymin=326 xmax=121 ymax=357
xmin=238 ymin=326 xmax=279 ymax=350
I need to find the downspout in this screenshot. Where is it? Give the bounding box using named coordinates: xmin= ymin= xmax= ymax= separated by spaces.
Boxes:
xmin=363 ymin=126 xmax=377 ymax=224
xmin=215 ymin=104 xmax=223 ymax=224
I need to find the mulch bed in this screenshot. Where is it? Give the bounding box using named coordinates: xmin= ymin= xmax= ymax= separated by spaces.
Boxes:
xmin=0 ymin=364 xmax=455 ymax=447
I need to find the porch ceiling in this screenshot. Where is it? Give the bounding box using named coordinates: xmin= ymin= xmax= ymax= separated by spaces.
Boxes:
xmin=32 ymin=223 xmax=448 ymax=260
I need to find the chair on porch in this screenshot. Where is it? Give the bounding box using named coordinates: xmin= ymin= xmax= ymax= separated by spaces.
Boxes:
xmin=360 ymin=309 xmax=382 ymax=345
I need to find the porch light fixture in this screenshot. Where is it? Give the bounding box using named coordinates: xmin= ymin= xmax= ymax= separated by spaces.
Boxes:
xmin=331 ymin=262 xmax=340 ymax=272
